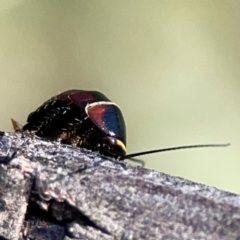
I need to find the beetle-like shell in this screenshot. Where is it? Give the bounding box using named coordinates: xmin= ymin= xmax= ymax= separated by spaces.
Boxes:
xmin=21 ymin=90 xmax=127 ymax=157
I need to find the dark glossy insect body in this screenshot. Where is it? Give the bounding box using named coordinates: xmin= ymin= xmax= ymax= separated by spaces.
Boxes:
xmin=21 ymin=90 xmax=127 ymax=158
xmin=13 ymin=89 xmax=229 ymax=165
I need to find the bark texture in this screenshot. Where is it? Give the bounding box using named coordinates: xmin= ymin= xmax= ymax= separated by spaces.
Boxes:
xmin=0 ymin=131 xmax=239 ymax=240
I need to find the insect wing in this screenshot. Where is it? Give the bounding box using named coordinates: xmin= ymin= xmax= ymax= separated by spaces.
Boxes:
xmin=58 ymin=90 xmax=111 ymax=110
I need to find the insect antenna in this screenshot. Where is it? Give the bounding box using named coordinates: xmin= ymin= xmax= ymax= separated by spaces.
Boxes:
xmin=122 ymin=143 xmax=230 ymax=167
xmin=121 ymin=156 xmax=145 ymax=167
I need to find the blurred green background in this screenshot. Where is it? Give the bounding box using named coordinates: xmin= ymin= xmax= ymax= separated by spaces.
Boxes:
xmin=1 ymin=1 xmax=239 ymax=193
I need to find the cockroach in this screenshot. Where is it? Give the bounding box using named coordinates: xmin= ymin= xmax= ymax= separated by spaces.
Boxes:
xmin=12 ymin=89 xmax=229 ymax=166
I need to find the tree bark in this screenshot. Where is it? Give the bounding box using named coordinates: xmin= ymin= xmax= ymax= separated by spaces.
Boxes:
xmin=0 ymin=131 xmax=239 ymax=240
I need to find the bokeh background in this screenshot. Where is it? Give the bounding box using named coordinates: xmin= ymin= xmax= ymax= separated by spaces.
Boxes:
xmin=1 ymin=1 xmax=239 ymax=193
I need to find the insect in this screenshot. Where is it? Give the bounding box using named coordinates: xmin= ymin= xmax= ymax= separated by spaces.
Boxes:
xmin=12 ymin=89 xmax=229 ymax=166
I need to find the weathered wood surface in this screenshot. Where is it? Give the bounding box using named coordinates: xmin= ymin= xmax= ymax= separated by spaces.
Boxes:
xmin=0 ymin=131 xmax=239 ymax=240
